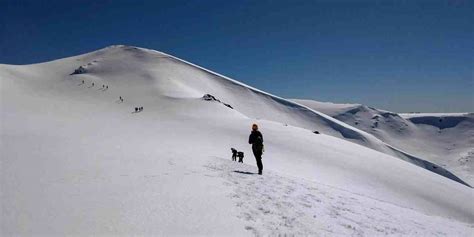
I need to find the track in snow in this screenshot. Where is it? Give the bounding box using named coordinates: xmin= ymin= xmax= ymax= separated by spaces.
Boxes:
xmin=206 ymin=158 xmax=474 ymax=236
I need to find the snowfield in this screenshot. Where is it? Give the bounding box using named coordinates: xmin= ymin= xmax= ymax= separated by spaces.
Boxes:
xmin=293 ymin=99 xmax=474 ymax=185
xmin=1 ymin=45 xmax=473 ymax=236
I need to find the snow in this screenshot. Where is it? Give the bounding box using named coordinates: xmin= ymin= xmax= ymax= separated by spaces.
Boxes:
xmin=209 ymin=160 xmax=473 ymax=236
xmin=290 ymin=100 xmax=363 ymax=117
xmin=400 ymin=113 xmax=472 ymax=118
xmin=1 ymin=45 xmax=473 ymax=236
xmin=293 ymin=99 xmax=474 ymax=186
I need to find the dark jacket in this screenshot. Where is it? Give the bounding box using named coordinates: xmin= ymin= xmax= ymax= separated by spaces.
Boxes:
xmin=249 ymin=130 xmax=264 ymax=151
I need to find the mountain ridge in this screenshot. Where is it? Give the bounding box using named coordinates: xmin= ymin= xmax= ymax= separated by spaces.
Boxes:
xmin=1 ymin=45 xmax=473 ymax=235
xmin=293 ymin=98 xmax=474 ymax=185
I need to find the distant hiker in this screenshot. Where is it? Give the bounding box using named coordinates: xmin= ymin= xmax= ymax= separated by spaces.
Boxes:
xmin=231 ymin=148 xmax=237 ymax=161
xmin=102 ymin=85 xmax=105 ymax=89
xmin=106 ymin=85 xmax=109 ymax=89
xmin=92 ymin=82 xmax=94 ymax=87
xmin=119 ymin=96 xmax=123 ymax=102
xmin=248 ymin=124 xmax=264 ymax=175
xmin=135 ymin=107 xmax=138 ymax=113
xmin=82 ymin=80 xmax=84 ymax=84
xmin=237 ymin=152 xmax=244 ymax=163
xmin=140 ymin=106 xmax=143 ymax=111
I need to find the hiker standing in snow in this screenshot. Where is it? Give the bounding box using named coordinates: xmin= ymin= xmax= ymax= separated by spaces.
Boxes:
xmin=248 ymin=124 xmax=264 ymax=175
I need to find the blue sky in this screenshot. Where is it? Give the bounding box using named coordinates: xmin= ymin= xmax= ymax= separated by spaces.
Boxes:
xmin=1 ymin=0 xmax=472 ymax=112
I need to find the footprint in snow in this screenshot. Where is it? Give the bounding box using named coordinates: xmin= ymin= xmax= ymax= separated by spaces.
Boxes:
xmin=205 ymin=157 xmax=473 ymax=236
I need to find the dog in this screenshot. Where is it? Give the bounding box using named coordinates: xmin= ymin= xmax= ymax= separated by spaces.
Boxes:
xmin=231 ymin=148 xmax=237 ymax=161
xmin=237 ymin=152 xmax=244 ymax=163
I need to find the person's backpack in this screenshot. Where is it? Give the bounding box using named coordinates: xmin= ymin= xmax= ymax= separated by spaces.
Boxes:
xmin=256 ymin=136 xmax=264 ymax=152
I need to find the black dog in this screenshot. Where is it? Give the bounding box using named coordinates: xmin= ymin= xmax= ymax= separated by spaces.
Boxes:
xmin=231 ymin=148 xmax=237 ymax=161
xmin=237 ymin=152 xmax=244 ymax=163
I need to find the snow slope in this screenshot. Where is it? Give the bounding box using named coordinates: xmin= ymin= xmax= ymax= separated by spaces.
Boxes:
xmin=65 ymin=45 xmax=470 ymax=186
xmin=1 ymin=45 xmax=473 ymax=236
xmin=293 ymin=99 xmax=474 ymax=185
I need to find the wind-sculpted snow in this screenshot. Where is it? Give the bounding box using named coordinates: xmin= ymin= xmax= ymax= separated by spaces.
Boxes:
xmin=294 ymin=99 xmax=474 ymax=185
xmin=404 ymin=114 xmax=473 ymax=130
xmin=1 ymin=45 xmax=473 ymax=235
xmin=386 ymin=146 xmax=472 ymax=187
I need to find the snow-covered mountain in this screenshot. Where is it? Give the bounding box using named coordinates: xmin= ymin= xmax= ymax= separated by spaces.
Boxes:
xmin=292 ymin=99 xmax=474 ymax=185
xmin=1 ymin=45 xmax=473 ymax=236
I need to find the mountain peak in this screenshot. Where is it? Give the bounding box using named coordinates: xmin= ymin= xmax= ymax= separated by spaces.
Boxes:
xmin=98 ymin=44 xmax=166 ymax=55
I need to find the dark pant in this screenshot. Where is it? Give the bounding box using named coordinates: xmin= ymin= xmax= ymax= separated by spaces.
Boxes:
xmin=252 ymin=148 xmax=263 ymax=173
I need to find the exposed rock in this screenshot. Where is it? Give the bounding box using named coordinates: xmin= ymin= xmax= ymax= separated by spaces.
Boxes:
xmin=202 ymin=94 xmax=233 ymax=110
xmin=71 ymin=66 xmax=86 ymax=75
